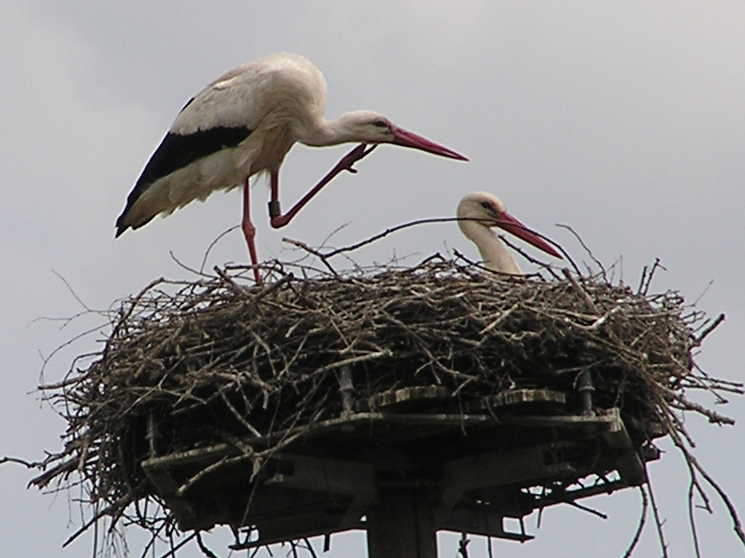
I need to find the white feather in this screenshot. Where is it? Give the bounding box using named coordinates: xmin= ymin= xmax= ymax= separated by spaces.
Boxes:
xmin=171 ymin=53 xmax=326 ymax=136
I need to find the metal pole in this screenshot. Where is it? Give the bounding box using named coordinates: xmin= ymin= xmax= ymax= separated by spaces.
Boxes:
xmin=366 ymin=488 xmax=438 ymax=558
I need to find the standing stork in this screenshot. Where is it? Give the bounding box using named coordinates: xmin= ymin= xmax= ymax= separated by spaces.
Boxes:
xmin=457 ymin=191 xmax=562 ymax=274
xmin=116 ymin=52 xmax=467 ymax=282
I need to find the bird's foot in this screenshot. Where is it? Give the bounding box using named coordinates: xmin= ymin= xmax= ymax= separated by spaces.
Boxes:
xmin=336 ymin=143 xmax=378 ymax=174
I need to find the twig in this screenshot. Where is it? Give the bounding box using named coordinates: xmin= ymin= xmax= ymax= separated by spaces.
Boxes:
xmin=281 ymin=238 xmax=339 ymax=277
xmin=638 ymin=258 xmax=665 ymax=296
xmin=556 ymin=223 xmax=607 ymax=281
xmin=661 ymin=386 xmax=735 ymax=425
xmin=688 ymin=470 xmax=704 ymax=558
xmin=201 ymin=226 xmax=240 ymax=274
xmin=214 ymin=265 xmax=250 ymax=295
xmin=156 ymin=532 xmax=197 ymax=558
xmin=499 ymin=236 xmax=562 ymax=279
xmin=304 ymin=537 xmax=319 ymax=558
xmin=0 ymin=456 xmax=45 ymax=470
xmin=672 ymin=434 xmax=745 ymax=547
xmin=694 ymin=313 xmax=725 ymax=346
xmin=176 ymin=454 xmax=253 ymax=497
xmin=646 ymin=473 xmax=670 ymax=558
xmin=311 ymin=350 xmax=393 ymax=375
xmin=620 ymin=486 xmax=648 ymax=558
xmin=196 ymin=532 xmax=220 ymax=558
xmin=219 ymin=390 xmax=262 ymax=437
xmin=320 ymin=217 xmax=462 ymax=257
xmin=458 ymin=532 xmax=470 ymax=558
xmin=51 ymin=269 xmax=94 ymax=313
xmin=169 ymin=250 xmax=212 ymax=278
xmin=562 ymin=268 xmax=600 ymax=314
xmin=691 ymin=279 xmax=714 ymax=307
xmin=564 ymin=499 xmax=608 ymax=520
xmin=62 ymin=486 xmax=143 ymax=547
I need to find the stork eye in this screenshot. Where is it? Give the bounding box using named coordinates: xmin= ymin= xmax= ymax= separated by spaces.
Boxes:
xmin=480 ymin=201 xmax=492 ymax=210
xmin=373 ymin=120 xmax=388 ymax=128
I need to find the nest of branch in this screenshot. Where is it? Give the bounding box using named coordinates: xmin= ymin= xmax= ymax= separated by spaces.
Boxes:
xmin=34 ymin=255 xmax=738 ymax=549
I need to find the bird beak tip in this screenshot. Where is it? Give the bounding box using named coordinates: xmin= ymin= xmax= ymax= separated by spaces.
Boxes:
xmin=497 ymin=212 xmax=563 ymax=261
xmin=433 ymin=146 xmax=469 ymax=161
xmin=447 ymin=151 xmax=469 ymax=161
xmin=393 ymin=128 xmax=468 ymax=161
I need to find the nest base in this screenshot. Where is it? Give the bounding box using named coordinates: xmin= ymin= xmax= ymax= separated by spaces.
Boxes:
xmin=142 ymin=392 xmax=657 ymax=550
xmin=37 ymin=258 xmax=738 ymax=555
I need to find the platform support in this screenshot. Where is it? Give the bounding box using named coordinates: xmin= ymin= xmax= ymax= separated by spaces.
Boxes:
xmin=366 ymin=488 xmax=438 ymax=558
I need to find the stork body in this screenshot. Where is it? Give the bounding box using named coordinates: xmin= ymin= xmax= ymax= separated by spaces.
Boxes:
xmin=116 ymin=52 xmax=467 ymax=282
xmin=457 ymin=192 xmax=561 ymax=274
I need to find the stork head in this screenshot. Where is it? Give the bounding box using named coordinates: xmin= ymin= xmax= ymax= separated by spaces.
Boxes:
xmin=328 ymin=110 xmax=468 ymax=160
xmin=457 ymin=191 xmax=563 ymax=259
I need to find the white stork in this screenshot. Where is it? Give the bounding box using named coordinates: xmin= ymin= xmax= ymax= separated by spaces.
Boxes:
xmin=457 ymin=191 xmax=562 ymax=274
xmin=116 ymin=52 xmax=467 ymax=283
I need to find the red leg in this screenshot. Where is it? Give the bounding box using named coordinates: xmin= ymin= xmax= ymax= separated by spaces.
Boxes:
xmin=269 ymin=143 xmax=378 ymax=229
xmin=241 ymin=176 xmax=262 ymax=284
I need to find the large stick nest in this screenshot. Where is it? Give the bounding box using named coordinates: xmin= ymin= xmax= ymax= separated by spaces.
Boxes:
xmin=33 ymin=255 xmax=740 ymax=550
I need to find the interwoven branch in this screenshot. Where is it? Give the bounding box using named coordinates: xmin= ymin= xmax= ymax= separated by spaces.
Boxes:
xmin=28 ymin=256 xmax=740 ymax=555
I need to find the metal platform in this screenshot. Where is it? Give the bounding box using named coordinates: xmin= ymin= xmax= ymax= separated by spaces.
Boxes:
xmin=141 ymin=388 xmax=660 ymax=555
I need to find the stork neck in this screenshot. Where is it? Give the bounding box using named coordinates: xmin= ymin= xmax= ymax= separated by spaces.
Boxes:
xmin=460 ymin=220 xmax=522 ymax=275
xmin=301 ymin=113 xmax=358 ymax=147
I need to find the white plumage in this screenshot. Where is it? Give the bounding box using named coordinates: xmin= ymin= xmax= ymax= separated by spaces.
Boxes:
xmin=117 ymin=53 xmax=467 ymax=283
xmin=457 ymin=191 xmax=562 ymax=274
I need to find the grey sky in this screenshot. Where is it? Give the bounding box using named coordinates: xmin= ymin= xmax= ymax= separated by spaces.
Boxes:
xmin=1 ymin=2 xmax=743 ymax=556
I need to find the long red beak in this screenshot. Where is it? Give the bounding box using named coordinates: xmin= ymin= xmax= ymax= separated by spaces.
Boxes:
xmin=494 ymin=211 xmax=563 ymax=259
xmin=391 ymin=127 xmax=468 ymax=161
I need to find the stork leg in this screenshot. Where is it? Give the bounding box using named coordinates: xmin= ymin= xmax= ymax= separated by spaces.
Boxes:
xmin=269 ymin=143 xmax=378 ymax=229
xmin=241 ymin=176 xmax=262 ymax=284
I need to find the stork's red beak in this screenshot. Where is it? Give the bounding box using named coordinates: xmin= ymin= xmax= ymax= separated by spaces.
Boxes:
xmin=495 ymin=212 xmax=563 ymax=259
xmin=391 ymin=127 xmax=468 ymax=161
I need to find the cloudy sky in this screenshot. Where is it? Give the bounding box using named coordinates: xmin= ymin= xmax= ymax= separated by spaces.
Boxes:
xmin=2 ymin=2 xmax=744 ymax=557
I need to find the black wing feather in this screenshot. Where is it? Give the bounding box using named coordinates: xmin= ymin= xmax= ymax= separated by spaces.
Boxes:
xmin=116 ymin=126 xmax=252 ymax=234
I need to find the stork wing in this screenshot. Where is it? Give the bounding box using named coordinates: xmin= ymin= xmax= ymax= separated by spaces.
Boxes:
xmin=116 ymin=53 xmax=326 ymax=235
xmin=170 ymin=52 xmax=327 ymax=135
